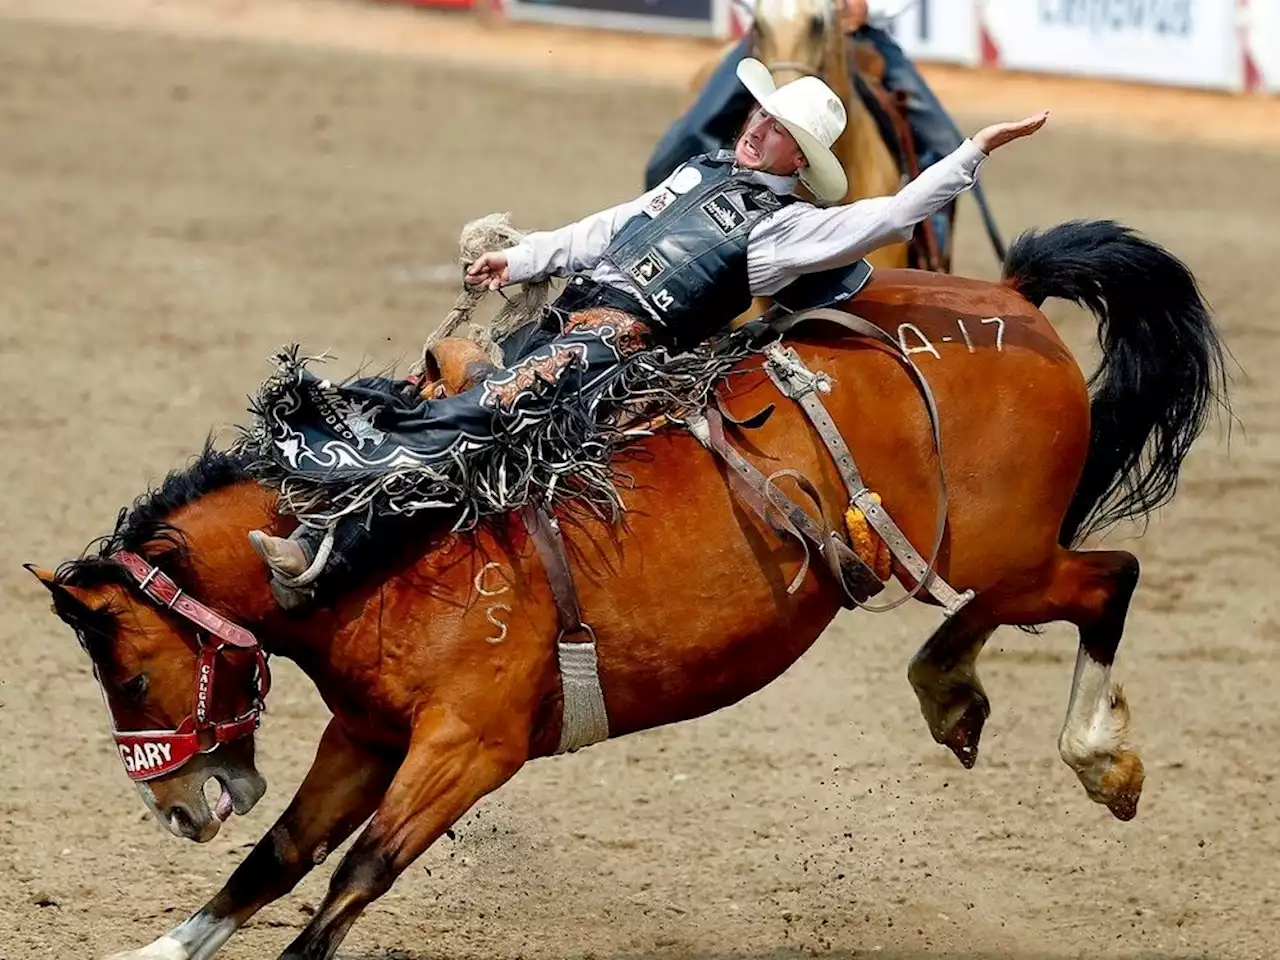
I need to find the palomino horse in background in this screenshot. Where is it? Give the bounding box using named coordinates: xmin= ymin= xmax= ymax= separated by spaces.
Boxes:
xmin=690 ymin=0 xmax=911 ymax=269
xmin=32 ymin=220 xmax=1227 ymax=959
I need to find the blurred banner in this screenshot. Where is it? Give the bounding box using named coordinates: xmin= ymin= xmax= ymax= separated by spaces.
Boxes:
xmin=501 ymin=0 xmax=719 ymax=36
xmin=392 ymin=0 xmax=475 ymax=6
xmin=882 ymin=0 xmax=980 ymax=66
xmin=1242 ymin=0 xmax=1280 ymax=92
xmin=482 ymin=0 xmax=1277 ymax=94
xmin=977 ymin=0 xmax=1243 ymax=90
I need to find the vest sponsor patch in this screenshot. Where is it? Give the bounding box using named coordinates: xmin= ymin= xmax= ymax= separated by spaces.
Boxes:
xmin=747 ymin=190 xmax=781 ymax=212
xmin=628 ymin=249 xmax=668 ymax=287
xmin=643 ymin=188 xmax=677 ymax=219
xmin=702 ymin=195 xmax=746 ymax=235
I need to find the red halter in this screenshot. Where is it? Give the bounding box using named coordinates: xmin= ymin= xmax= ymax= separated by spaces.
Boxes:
xmin=102 ymin=551 xmax=271 ymax=782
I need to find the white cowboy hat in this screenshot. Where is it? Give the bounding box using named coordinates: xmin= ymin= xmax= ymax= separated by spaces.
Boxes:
xmin=735 ymin=57 xmax=848 ymax=205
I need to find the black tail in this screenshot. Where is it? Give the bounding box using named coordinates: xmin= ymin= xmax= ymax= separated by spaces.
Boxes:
xmin=1002 ymin=220 xmax=1230 ymax=548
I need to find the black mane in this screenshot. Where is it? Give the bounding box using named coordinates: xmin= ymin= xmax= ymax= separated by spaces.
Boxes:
xmin=55 ymin=437 xmax=253 ymax=591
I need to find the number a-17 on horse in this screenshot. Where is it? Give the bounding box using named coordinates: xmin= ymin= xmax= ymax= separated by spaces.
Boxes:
xmin=29 ymin=62 xmax=1227 ymax=960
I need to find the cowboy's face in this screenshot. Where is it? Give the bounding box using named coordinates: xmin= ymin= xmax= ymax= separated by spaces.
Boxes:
xmin=735 ymin=107 xmax=806 ymax=176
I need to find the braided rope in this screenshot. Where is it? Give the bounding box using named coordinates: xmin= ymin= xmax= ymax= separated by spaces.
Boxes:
xmin=412 ymin=213 xmax=554 ymax=377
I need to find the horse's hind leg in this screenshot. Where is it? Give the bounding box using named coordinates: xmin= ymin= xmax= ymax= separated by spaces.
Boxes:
xmin=912 ymin=549 xmax=1144 ymax=820
xmin=908 ymin=609 xmax=996 ymax=769
xmin=1044 ymin=548 xmax=1145 ymax=821
xmin=278 ymin=707 xmax=525 ymax=960
xmin=975 ymin=548 xmax=1144 ymax=820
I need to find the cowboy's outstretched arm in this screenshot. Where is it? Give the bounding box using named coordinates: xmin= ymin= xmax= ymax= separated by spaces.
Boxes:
xmin=748 ymin=112 xmax=1047 ymax=295
xmin=746 ymin=141 xmax=984 ymax=292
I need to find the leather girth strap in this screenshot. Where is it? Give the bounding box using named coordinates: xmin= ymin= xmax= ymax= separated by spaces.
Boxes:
xmin=520 ymin=505 xmax=610 ymax=755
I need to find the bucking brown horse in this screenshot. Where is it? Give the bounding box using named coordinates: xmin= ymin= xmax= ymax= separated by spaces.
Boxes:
xmin=30 ymin=220 xmax=1227 ymax=959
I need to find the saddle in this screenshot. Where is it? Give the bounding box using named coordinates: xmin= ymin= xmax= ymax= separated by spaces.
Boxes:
xmin=846 ymin=38 xmax=952 ymax=274
xmin=415 ymin=336 xmax=500 ymax=400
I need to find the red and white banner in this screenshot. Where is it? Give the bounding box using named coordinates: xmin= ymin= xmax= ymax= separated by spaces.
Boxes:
xmin=977 ymin=0 xmax=1243 ymax=91
xmin=476 ymin=0 xmax=1280 ymax=94
xmin=1241 ymin=0 xmax=1280 ymax=91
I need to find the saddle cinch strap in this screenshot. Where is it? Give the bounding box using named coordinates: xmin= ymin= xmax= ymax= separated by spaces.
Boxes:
xmin=520 ymin=505 xmax=609 ymax=755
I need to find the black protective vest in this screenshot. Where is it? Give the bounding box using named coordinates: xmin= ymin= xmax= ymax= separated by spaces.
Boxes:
xmin=600 ymin=151 xmax=796 ymax=349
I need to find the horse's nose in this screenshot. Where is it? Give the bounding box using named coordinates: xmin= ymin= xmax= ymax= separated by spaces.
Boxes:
xmin=166 ymin=803 xmax=220 ymax=843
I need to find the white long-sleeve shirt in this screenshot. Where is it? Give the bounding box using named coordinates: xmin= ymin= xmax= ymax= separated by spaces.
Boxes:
xmin=505 ymin=138 xmax=986 ymax=314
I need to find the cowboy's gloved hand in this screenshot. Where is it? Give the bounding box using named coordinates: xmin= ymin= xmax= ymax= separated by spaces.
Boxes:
xmin=465 ymin=251 xmax=511 ymax=291
xmin=972 ymin=111 xmax=1050 ymax=154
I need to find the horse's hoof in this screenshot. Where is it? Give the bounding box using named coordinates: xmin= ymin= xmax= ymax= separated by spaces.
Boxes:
xmin=943 ymin=698 xmax=988 ymax=769
xmin=1107 ymin=794 xmax=1140 ymax=821
xmin=1101 ymin=750 xmax=1144 ymax=821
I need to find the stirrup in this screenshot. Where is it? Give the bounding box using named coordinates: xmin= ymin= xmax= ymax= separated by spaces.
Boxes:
xmin=268 ymin=577 xmax=316 ymax=613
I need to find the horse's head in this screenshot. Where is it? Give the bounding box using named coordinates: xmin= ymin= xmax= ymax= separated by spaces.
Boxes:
xmin=749 ymin=0 xmax=845 ymax=85
xmin=30 ymin=551 xmax=269 ymax=842
xmin=28 ymin=449 xmax=276 ymax=842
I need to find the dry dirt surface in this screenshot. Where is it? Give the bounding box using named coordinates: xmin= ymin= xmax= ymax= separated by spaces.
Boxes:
xmin=2 ymin=9 xmax=1279 ymax=960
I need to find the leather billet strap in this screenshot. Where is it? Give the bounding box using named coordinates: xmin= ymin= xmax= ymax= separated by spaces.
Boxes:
xmin=520 ymin=505 xmax=586 ymax=639
xmin=519 ymin=505 xmax=610 ymax=754
xmin=764 ymin=309 xmax=974 ymax=616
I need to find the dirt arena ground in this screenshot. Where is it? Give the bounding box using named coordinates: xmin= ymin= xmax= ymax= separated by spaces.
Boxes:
xmin=2 ymin=7 xmax=1279 ymax=959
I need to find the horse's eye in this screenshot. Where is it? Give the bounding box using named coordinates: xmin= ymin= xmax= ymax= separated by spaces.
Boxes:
xmin=120 ymin=674 xmax=148 ymax=701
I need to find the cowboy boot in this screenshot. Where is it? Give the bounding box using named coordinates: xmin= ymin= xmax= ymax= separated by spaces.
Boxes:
xmin=248 ymin=531 xmax=310 ymax=576
xmin=248 ymin=529 xmax=318 ymax=612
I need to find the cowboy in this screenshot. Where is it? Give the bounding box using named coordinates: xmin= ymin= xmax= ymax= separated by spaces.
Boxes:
xmin=644 ymin=0 xmax=1002 ymax=261
xmin=248 ymin=60 xmax=1046 ymax=607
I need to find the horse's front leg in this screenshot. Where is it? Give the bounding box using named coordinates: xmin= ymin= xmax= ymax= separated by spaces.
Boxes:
xmin=279 ymin=706 xmax=526 ymax=960
xmin=106 ymin=720 xmax=398 ymax=960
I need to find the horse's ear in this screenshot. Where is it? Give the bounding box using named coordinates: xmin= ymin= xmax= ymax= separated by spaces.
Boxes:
xmin=25 ymin=564 xmax=59 ymax=592
xmin=25 ymin=564 xmax=99 ymax=611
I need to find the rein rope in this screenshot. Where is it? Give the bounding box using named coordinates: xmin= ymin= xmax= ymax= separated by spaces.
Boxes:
xmin=411 ymin=213 xmax=553 ymax=379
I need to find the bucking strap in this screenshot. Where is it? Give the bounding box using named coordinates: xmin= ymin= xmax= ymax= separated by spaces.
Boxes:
xmin=520 ymin=505 xmax=610 ymax=754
